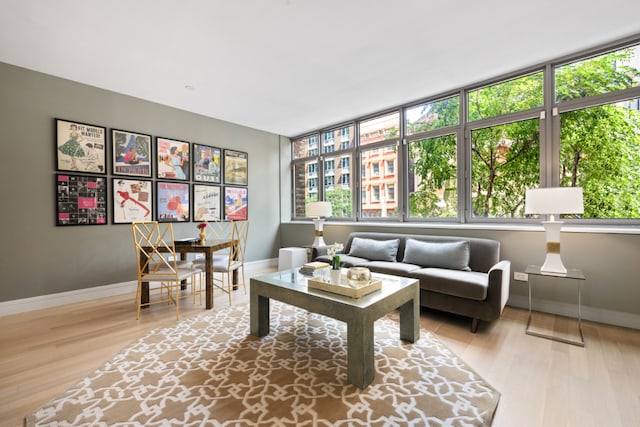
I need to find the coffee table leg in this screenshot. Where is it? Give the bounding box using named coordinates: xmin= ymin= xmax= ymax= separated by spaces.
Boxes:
xmin=250 ymin=292 xmax=270 ymax=337
xmin=347 ymin=320 xmax=374 ymax=389
xmin=399 ymin=295 xmax=419 ymax=343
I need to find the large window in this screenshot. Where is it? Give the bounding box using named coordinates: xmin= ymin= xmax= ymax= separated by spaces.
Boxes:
xmin=470 ymin=119 xmax=540 ymax=218
xmin=559 ymin=100 xmax=640 ymax=218
xmin=408 ymin=134 xmax=457 ymax=219
xmin=360 ymin=144 xmax=399 ymax=218
xmin=291 ymin=124 xmax=355 ymax=219
xmin=468 ymin=72 xmax=543 ymax=121
xmin=555 ymin=43 xmax=640 ymax=220
xmin=292 ymin=36 xmax=640 ymax=224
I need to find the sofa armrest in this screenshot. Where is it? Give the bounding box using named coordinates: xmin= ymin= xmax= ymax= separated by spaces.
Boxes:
xmin=313 ymin=245 xmax=328 ymax=258
xmin=487 ymin=260 xmax=511 ymax=315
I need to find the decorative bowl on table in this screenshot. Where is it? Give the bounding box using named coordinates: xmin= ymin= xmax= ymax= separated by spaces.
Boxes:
xmin=347 ymin=267 xmax=371 ymax=286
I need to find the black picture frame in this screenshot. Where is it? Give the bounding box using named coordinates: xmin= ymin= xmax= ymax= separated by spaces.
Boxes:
xmin=192 ymin=143 xmax=221 ymax=183
xmin=156 ymin=181 xmax=190 ymax=222
xmin=224 ymin=186 xmax=248 ymax=220
xmin=55 ymin=119 xmax=106 ymax=174
xmin=55 ymin=174 xmax=108 ymax=226
xmin=156 ymin=137 xmax=190 ymax=181
xmin=112 ymin=178 xmax=153 ymax=224
xmin=223 ymin=149 xmax=248 ymax=186
xmin=193 ymin=184 xmax=221 ymax=221
xmin=112 ymin=129 xmax=152 ymax=177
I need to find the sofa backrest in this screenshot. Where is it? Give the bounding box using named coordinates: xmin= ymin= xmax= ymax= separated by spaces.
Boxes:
xmin=343 ymin=232 xmax=500 ymax=273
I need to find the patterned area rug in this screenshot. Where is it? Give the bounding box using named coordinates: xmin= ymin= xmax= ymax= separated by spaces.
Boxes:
xmin=26 ymin=301 xmax=500 ymax=426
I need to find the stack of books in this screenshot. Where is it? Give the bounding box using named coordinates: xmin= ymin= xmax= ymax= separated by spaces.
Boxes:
xmin=299 ymin=261 xmax=330 ymax=275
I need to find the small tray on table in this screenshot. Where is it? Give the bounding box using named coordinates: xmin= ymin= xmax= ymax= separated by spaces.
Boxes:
xmin=307 ymin=275 xmax=381 ymax=298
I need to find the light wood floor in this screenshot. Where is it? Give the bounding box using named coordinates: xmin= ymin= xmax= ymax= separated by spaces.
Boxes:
xmin=1 ymin=268 xmax=639 ymax=427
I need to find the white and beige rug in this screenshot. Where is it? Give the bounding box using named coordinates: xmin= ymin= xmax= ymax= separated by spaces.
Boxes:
xmin=26 ymin=301 xmax=500 ymax=426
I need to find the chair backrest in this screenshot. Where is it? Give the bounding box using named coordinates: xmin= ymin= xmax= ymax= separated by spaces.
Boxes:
xmin=131 ymin=221 xmax=180 ymax=277
xmin=204 ymin=219 xmax=234 ymax=240
xmin=232 ymin=220 xmax=249 ymax=264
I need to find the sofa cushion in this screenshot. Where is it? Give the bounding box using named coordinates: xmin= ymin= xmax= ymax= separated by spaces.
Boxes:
xmin=348 ymin=237 xmax=400 ymax=262
xmin=364 ymin=261 xmax=422 ymax=276
xmin=409 ymin=268 xmax=488 ymax=301
xmin=402 ymin=239 xmax=471 ymax=271
xmin=315 ymin=254 xmax=370 ymax=268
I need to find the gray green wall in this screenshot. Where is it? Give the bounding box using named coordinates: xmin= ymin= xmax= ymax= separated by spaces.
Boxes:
xmin=0 ymin=61 xmax=281 ymax=302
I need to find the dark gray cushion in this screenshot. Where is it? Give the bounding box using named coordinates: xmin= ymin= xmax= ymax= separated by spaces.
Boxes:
xmin=409 ymin=268 xmax=488 ymax=301
xmin=402 ymin=239 xmax=471 ymax=271
xmin=365 ymin=261 xmax=422 ymax=276
xmin=348 ymin=237 xmax=400 ymax=262
xmin=315 ymin=254 xmax=370 ymax=268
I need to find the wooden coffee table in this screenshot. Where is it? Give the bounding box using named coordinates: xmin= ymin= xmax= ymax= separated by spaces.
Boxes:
xmin=250 ymin=269 xmax=420 ymax=389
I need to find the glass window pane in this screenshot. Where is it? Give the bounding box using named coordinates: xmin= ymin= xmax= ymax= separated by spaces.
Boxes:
xmin=468 ymin=72 xmax=543 ymax=121
xmin=471 ymin=119 xmax=540 ymax=218
xmin=322 ymin=124 xmax=355 ymax=153
xmin=555 ymin=44 xmax=640 ymax=103
xmin=408 ymin=134 xmax=457 ymax=218
xmin=293 ymin=161 xmax=318 ymax=217
xmin=323 ymin=153 xmax=353 ymax=218
xmin=292 ymin=134 xmax=319 ymax=159
xmin=406 ymin=96 xmax=460 ymax=135
xmin=559 ymin=99 xmax=640 ymax=218
xmin=360 ymin=145 xmax=399 ymax=218
xmin=359 ymin=112 xmax=400 ymax=145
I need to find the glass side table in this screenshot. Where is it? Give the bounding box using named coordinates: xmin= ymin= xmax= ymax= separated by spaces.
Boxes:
xmin=525 ymin=265 xmax=586 ymax=347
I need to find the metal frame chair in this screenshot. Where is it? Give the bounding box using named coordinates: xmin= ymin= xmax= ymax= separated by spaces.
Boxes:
xmin=193 ymin=220 xmax=248 ymax=305
xmin=131 ymin=221 xmax=201 ymax=320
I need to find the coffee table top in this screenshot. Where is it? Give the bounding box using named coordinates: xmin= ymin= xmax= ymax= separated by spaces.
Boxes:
xmin=251 ymin=268 xmax=418 ymax=308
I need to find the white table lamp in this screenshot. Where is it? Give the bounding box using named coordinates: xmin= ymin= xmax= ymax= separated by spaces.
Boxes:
xmin=306 ymin=201 xmax=332 ymax=247
xmin=525 ymin=187 xmax=583 ymax=274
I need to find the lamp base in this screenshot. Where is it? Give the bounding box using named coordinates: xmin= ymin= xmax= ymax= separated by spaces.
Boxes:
xmin=311 ymin=218 xmax=326 ymax=248
xmin=540 ymin=220 xmax=567 ymax=275
xmin=540 ymin=252 xmax=567 ymax=275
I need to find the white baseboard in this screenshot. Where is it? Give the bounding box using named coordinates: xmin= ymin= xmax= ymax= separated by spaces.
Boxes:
xmin=507 ymin=295 xmax=640 ymax=330
xmin=0 ymin=258 xmax=279 ymax=317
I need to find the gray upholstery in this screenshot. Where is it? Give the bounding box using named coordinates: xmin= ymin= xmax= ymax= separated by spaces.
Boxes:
xmin=348 ymin=237 xmax=400 ymax=262
xmin=315 ymin=232 xmax=511 ymax=331
xmin=403 ymin=239 xmax=471 ymax=271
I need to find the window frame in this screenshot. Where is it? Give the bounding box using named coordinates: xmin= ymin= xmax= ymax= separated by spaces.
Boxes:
xmin=291 ymin=35 xmax=640 ymax=226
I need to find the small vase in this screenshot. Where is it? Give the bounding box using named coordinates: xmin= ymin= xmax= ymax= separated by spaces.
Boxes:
xmin=199 ymin=230 xmax=206 ymax=245
xmin=330 ymin=269 xmax=341 ymax=285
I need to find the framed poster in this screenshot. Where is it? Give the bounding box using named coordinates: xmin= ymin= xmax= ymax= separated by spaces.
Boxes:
xmin=112 ymin=129 xmax=152 ymax=177
xmin=224 ymin=186 xmax=248 ymax=220
xmin=156 ymin=137 xmax=190 ymax=181
xmin=56 ymin=174 xmax=107 ymax=225
xmin=193 ymin=184 xmax=221 ymax=221
xmin=112 ymin=178 xmax=153 ymax=223
xmin=223 ymin=149 xmax=248 ymax=186
xmin=156 ymin=181 xmax=190 ymax=222
xmin=193 ymin=143 xmax=221 ymax=183
xmin=56 ymin=119 xmax=106 ymax=174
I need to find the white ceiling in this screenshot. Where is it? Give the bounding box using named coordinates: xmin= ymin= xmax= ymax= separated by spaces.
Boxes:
xmin=2 ymin=1 xmax=640 ymax=138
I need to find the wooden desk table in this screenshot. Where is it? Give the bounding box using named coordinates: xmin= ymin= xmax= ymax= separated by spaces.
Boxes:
xmin=142 ymin=239 xmax=235 ymax=309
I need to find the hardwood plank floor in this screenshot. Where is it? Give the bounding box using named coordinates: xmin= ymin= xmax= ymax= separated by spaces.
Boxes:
xmin=1 ymin=268 xmax=639 ymax=427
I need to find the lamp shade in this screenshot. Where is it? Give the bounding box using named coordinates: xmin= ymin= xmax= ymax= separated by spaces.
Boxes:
xmin=525 ymin=187 xmax=584 ymax=215
xmin=306 ymin=201 xmax=332 ymax=218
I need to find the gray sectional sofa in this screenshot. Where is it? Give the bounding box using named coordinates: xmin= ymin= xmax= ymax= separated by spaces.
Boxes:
xmin=315 ymin=232 xmax=511 ymax=332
